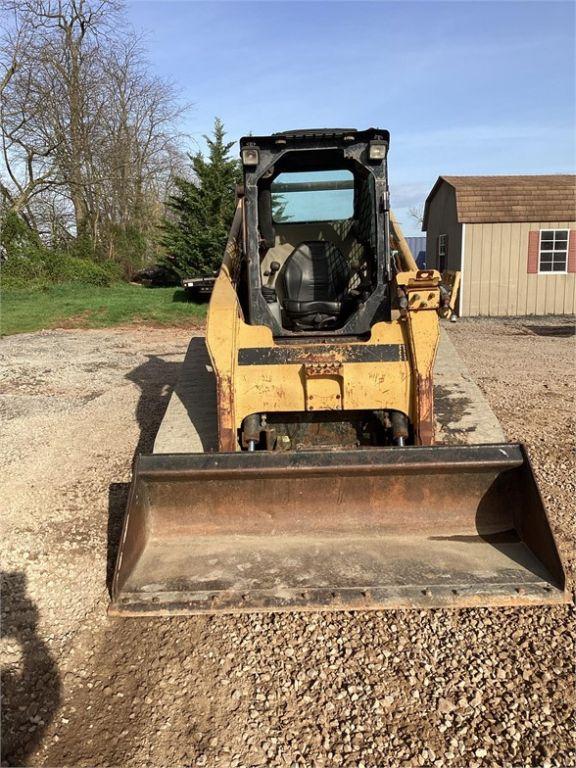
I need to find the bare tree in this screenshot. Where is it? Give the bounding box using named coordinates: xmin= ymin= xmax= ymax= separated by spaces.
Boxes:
xmin=0 ymin=16 xmax=58 ymax=226
xmin=94 ymin=34 xmax=188 ymax=260
xmin=1 ymin=0 xmax=188 ymax=269
xmin=408 ymin=204 xmax=424 ymax=229
xmin=6 ymin=1 xmax=123 ymax=237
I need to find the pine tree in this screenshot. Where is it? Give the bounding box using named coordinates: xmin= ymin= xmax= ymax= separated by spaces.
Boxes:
xmin=162 ymin=118 xmax=241 ymax=278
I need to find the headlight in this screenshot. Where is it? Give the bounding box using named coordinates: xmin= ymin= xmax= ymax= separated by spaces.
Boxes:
xmin=241 ymin=147 xmax=259 ymax=166
xmin=369 ymin=140 xmax=388 ymax=161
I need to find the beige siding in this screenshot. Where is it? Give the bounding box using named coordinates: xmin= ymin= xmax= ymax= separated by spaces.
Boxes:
xmin=462 ymin=221 xmax=576 ymax=316
xmin=425 ymin=183 xmax=462 ymax=271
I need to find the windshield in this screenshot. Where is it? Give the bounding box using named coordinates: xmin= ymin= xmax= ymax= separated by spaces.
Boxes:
xmin=271 ymin=170 xmax=354 ymax=223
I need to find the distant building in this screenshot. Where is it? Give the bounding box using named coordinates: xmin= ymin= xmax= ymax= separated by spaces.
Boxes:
xmin=405 ymin=236 xmax=426 ymax=268
xmin=423 ymin=175 xmax=576 ymax=316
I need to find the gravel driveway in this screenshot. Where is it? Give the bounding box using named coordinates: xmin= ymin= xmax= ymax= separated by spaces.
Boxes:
xmin=1 ymin=318 xmax=574 ymax=768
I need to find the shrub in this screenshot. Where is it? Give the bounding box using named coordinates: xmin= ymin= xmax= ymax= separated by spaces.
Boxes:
xmin=1 ymin=244 xmax=121 ymax=289
xmin=1 ymin=212 xmax=121 ymax=288
xmin=43 ymin=251 xmax=121 ymax=286
xmin=106 ymin=225 xmax=149 ymax=279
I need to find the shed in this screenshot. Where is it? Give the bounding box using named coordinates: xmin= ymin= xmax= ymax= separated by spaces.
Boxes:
xmin=423 ymin=175 xmax=576 ymax=316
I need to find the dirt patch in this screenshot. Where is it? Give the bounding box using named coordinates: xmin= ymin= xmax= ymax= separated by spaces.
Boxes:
xmin=433 ymin=384 xmax=476 ymax=443
xmin=1 ymin=320 xmax=574 ymax=767
xmin=111 ymin=318 xmax=207 ymax=331
xmin=49 ymin=310 xmax=98 ymax=330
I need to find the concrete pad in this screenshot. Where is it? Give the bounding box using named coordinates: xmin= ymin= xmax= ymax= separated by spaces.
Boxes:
xmin=434 ymin=329 xmax=506 ymax=444
xmin=153 ymin=336 xmax=218 ymax=454
xmin=153 ymin=329 xmax=505 ymax=454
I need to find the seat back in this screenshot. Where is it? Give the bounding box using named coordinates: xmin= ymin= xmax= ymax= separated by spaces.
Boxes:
xmin=276 ymin=241 xmax=350 ymax=329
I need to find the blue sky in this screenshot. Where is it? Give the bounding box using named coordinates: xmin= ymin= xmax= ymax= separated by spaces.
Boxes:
xmin=127 ymin=0 xmax=575 ymax=234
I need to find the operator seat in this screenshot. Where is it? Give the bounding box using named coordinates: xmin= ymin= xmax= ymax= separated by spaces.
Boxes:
xmin=276 ymin=240 xmax=351 ymax=330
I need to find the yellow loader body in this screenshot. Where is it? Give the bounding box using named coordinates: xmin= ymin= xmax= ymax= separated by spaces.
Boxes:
xmin=110 ymin=128 xmax=567 ymax=616
xmin=206 ymin=209 xmax=440 ymax=450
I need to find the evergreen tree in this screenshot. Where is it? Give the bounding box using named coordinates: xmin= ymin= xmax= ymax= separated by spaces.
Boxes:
xmin=162 ymin=118 xmax=241 ymax=278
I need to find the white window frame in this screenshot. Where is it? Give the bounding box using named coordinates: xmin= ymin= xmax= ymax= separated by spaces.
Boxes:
xmin=438 ymin=234 xmax=447 ymax=258
xmin=538 ymin=229 xmax=569 ymax=275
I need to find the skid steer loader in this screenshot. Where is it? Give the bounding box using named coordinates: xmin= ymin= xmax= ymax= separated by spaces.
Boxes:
xmin=110 ymin=128 xmax=567 ymax=615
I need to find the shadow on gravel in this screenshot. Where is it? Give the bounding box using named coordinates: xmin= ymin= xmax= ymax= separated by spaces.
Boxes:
xmin=38 ymin=617 xmax=170 ymax=768
xmin=106 ymin=483 xmax=131 ymax=593
xmin=125 ymin=352 xmax=183 ymax=462
xmin=1 ymin=572 xmax=61 ymax=767
xmin=107 ymin=340 xmax=218 ymax=593
xmin=107 ymin=347 xmax=196 ymax=593
xmin=106 ymin=353 xmax=182 ymax=590
xmin=105 ymin=352 xmax=182 ymax=594
xmin=177 ymin=337 xmax=219 ymax=451
xmin=522 ymin=324 xmax=575 ymax=338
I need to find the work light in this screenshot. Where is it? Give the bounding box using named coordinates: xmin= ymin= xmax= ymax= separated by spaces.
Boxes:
xmin=369 ymin=140 xmax=388 ymax=161
xmin=242 ymin=147 xmax=259 ymax=166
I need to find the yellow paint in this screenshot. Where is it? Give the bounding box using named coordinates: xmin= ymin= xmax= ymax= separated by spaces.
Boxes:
xmin=206 ymin=202 xmax=442 ymax=448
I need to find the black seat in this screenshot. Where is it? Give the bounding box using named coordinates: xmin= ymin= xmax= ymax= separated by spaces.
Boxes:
xmin=276 ymin=241 xmax=350 ymax=329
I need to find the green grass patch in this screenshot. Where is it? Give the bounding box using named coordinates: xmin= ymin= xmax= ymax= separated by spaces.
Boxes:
xmin=1 ymin=283 xmax=208 ymax=336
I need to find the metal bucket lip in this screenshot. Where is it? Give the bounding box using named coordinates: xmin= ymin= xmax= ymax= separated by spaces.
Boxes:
xmin=110 ymin=574 xmax=572 ymax=617
xmin=139 ymin=443 xmax=525 ymax=479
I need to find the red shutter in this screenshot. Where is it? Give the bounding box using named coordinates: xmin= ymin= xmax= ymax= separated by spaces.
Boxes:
xmin=568 ymin=230 xmax=576 ymax=273
xmin=527 ymin=231 xmax=539 ymax=274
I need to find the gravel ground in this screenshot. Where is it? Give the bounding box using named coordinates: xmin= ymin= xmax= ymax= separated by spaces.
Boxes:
xmin=1 ymin=318 xmax=574 ymax=768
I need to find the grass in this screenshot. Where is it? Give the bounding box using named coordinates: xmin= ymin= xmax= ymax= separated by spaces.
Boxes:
xmin=1 ymin=282 xmax=208 ymax=336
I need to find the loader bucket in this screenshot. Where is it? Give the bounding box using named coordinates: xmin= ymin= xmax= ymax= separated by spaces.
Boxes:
xmin=110 ymin=444 xmax=568 ymax=615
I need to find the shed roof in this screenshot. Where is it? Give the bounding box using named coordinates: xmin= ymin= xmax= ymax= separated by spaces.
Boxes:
xmin=423 ymin=174 xmax=576 ymax=228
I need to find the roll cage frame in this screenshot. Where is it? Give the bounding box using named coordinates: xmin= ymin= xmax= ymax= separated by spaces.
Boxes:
xmin=239 ymin=128 xmax=392 ymax=337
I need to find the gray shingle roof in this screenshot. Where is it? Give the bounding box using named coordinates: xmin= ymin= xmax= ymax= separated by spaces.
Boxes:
xmin=423 ymin=175 xmax=576 ymax=226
